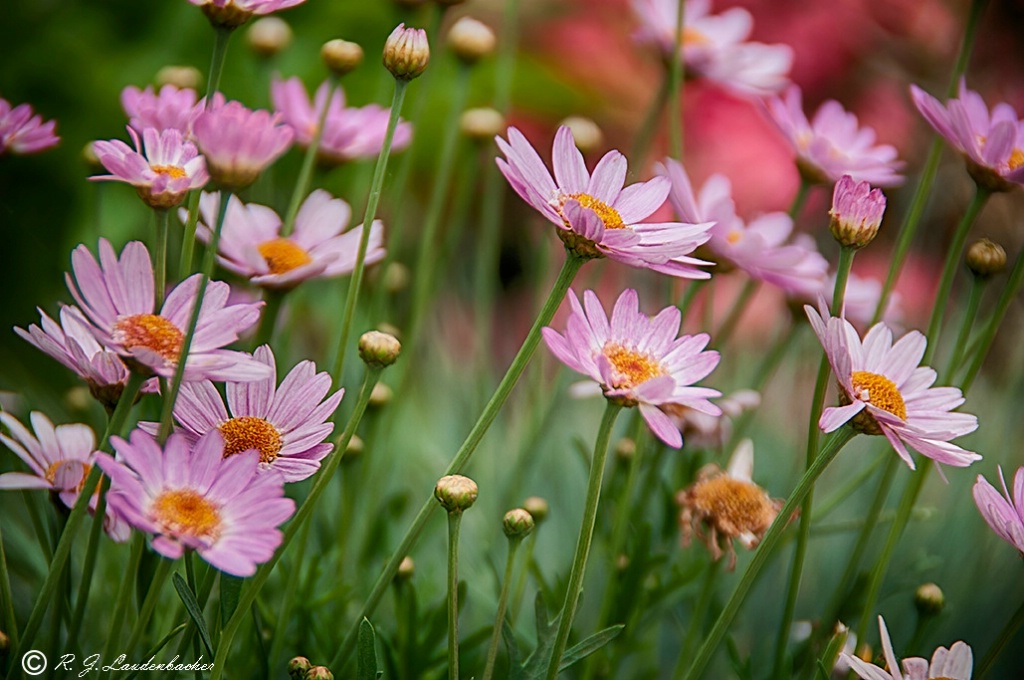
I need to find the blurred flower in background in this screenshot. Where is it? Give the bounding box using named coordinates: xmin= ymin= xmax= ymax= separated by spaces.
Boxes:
xmin=0 ymin=97 xmax=59 ymax=155
xmin=973 ymin=466 xmax=1024 ymax=557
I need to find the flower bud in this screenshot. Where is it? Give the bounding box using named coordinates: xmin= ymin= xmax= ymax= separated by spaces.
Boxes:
xmin=522 ymin=496 xmax=549 ymax=524
xmin=447 ymin=17 xmax=496 ymax=64
xmin=369 ymin=382 xmax=394 ymax=408
xmin=307 ymin=667 xmax=334 ymax=680
xmin=247 ymin=17 xmax=293 ymax=57
xmin=396 ymin=555 xmax=416 ymax=581
xmin=559 ymin=116 xmax=603 ymax=154
xmin=966 ymin=238 xmax=1006 ymax=279
xmin=359 ymin=330 xmax=402 ymax=367
xmin=434 ymin=474 xmax=478 ymax=513
xmin=615 ymin=554 xmax=630 ymax=572
xmin=829 ymin=175 xmax=885 ymax=249
xmin=383 ymin=24 xmax=430 ymax=81
xmin=914 ymin=582 xmax=945 ymax=618
xmin=382 ymin=261 xmax=411 ymax=294
xmin=82 ymin=141 xmax=103 ymax=172
xmin=0 ymin=629 xmax=8 ymax=652
xmin=344 ymin=434 xmax=364 ymax=460
xmin=322 ymin=39 xmax=364 ymax=77
xmin=288 ymin=657 xmax=312 ymax=679
xmin=377 ymin=322 xmax=402 ymax=341
xmin=460 ymin=107 xmax=505 ymax=141
xmin=503 ymin=508 xmax=535 ymax=538
xmin=155 ymin=65 xmax=203 ymax=91
xmin=615 ymin=437 xmax=636 ymax=463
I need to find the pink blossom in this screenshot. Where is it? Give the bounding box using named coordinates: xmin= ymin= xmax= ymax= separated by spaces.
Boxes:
xmin=973 ymin=466 xmax=1024 ymax=556
xmin=193 ymin=100 xmax=293 ymax=190
xmin=0 ymin=98 xmax=59 ymax=155
xmin=92 ymin=127 xmax=208 ymax=208
xmin=121 ymin=84 xmax=204 ymax=137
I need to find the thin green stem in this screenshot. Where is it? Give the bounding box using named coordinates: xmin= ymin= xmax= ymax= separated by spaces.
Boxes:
xmin=630 ymin=73 xmax=672 ymax=178
xmin=961 ymin=243 xmax=1024 ymax=392
xmin=545 ymin=401 xmax=623 ymax=680
xmin=0 ymin=522 xmax=19 ymax=655
xmin=205 ymin=27 xmax=232 ymax=102
xmin=252 ymin=288 xmax=286 ymax=350
xmin=483 ymin=535 xmax=526 ymax=680
xmin=674 ymin=561 xmax=720 ymax=679
xmin=178 ymin=192 xmax=203 ymax=279
xmin=680 ymin=428 xmax=856 ymax=680
xmin=154 ymin=208 xmax=169 ymax=308
xmin=811 ymin=447 xmax=888 ymax=522
xmin=185 ymin=551 xmax=203 ymax=680
xmin=281 ymin=76 xmax=338 ymax=236
xmin=268 ymin=516 xmax=312 ymax=668
xmin=714 ymin=278 xmax=758 ymax=347
xmin=122 ymin=557 xmax=173 ymax=661
xmin=678 ymin=279 xmax=706 ymax=323
xmin=945 ymin=274 xmax=985 ymax=378
xmin=789 ymin=179 xmax=812 ymax=221
xmin=667 ymin=0 xmax=685 ymax=161
xmin=68 ymin=475 xmax=112 ymax=643
xmin=99 ymin=534 xmax=145 ymax=680
xmin=446 ymin=511 xmax=464 ymax=680
xmin=977 ymin=598 xmax=1024 ymax=679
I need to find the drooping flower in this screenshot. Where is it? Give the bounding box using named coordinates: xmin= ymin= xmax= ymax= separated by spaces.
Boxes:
xmin=497 ymin=127 xmax=713 ymax=278
xmin=192 ymin=100 xmax=294 ymax=190
xmin=121 ymin=84 xmax=204 ymax=137
xmin=805 ymin=303 xmax=980 ymax=470
xmin=911 ymin=80 xmax=1024 ymax=192
xmin=66 ymin=239 xmax=270 ymax=382
xmin=96 ymin=429 xmax=295 ymax=576
xmin=542 ymin=288 xmax=721 ymax=448
xmin=659 ymin=160 xmax=828 ymax=297
xmin=270 ymin=76 xmax=411 ymax=165
xmin=766 ymin=86 xmax=903 ymax=187
xmin=92 ymin=127 xmax=209 ymax=209
xmin=0 ymin=411 xmax=128 ymax=541
xmin=188 ymin=190 xmax=384 ymax=290
xmin=141 ymin=345 xmax=344 ymax=482
xmin=0 ymin=98 xmax=59 ymax=155
xmin=676 ymin=439 xmax=782 ymax=570
xmin=829 ymin=175 xmax=886 ymax=249
xmin=188 ymin=0 xmax=306 ymax=30
xmin=841 ymin=616 xmax=972 ymax=680
xmin=973 ymin=466 xmax=1024 ymax=556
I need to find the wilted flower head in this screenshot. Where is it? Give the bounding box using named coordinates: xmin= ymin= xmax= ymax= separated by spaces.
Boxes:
xmin=842 ymin=616 xmax=972 ymax=680
xmin=188 ymin=0 xmax=306 ymax=29
xmin=383 ymin=24 xmax=430 ymax=80
xmin=542 ymin=288 xmax=721 ymax=448
xmin=829 ymin=175 xmax=886 ymax=249
xmin=498 ymin=127 xmax=713 ymax=278
xmin=121 ymin=84 xmax=204 ymax=137
xmin=766 ymin=86 xmax=903 ymax=187
xmin=92 ymin=127 xmax=209 ymax=208
xmin=911 ymin=79 xmax=1024 ymax=192
xmin=973 ymin=465 xmax=1024 ymax=556
xmin=193 ymin=100 xmax=293 ymax=190
xmin=0 ymin=98 xmax=59 ymax=155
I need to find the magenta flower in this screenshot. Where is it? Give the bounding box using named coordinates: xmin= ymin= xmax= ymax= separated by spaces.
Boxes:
xmin=271 ymin=76 xmax=411 ymax=165
xmin=497 ymin=126 xmax=713 ymax=278
xmin=66 ymin=239 xmax=270 ymax=382
xmin=766 ymin=86 xmax=903 ymax=186
xmin=188 ymin=0 xmax=306 ymax=29
xmin=842 ymin=616 xmax=972 ymax=680
xmin=96 ymin=429 xmax=295 ymax=576
xmin=542 ymin=288 xmax=721 ymax=448
xmin=829 ymin=175 xmax=886 ymax=249
xmin=0 ymin=411 xmax=129 ymax=541
xmin=0 ymin=98 xmax=59 ymax=155
xmin=973 ymin=466 xmax=1024 ymax=556
xmin=193 ymin=100 xmax=293 ymax=190
xmin=660 ymin=160 xmax=828 ymax=297
xmin=92 ymin=127 xmax=209 ymax=209
xmin=805 ymin=303 xmax=979 ymax=470
xmin=121 ymin=85 xmax=204 ymax=137
xmin=911 ymin=80 xmax=1024 ymax=192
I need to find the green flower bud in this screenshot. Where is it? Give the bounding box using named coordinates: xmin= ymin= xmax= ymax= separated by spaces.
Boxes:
xmin=434 ymin=474 xmax=478 ymax=513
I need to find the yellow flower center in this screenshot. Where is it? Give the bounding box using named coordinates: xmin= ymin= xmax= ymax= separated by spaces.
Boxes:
xmin=151 ymin=489 xmax=221 ymax=540
xmin=603 ymin=343 xmax=665 ymax=389
xmin=682 ymin=27 xmax=709 ymax=47
xmin=219 ymin=416 xmax=283 ymax=464
xmin=565 ymin=193 xmax=626 ymax=230
xmin=151 ymin=164 xmax=187 ymax=179
xmin=112 ymin=314 xmax=184 ymax=362
xmin=257 ymin=238 xmax=314 ymax=275
xmin=1009 ymin=148 xmax=1024 ymax=171
xmin=44 ymin=461 xmax=91 ymax=492
xmin=726 ymin=230 xmax=742 ymax=245
xmin=690 ymin=476 xmax=776 ymax=534
xmin=851 ymin=371 xmax=906 ymax=420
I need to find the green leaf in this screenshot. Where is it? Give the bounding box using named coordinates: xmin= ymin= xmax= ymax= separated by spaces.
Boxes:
xmin=219 ymin=571 xmax=244 ymax=630
xmin=171 ymin=573 xmax=214 ymax=658
xmin=357 ymin=617 xmax=379 ymax=680
xmin=558 ymin=624 xmax=624 ymax=671
xmin=502 ymin=619 xmax=524 ymax=680
xmin=521 ymin=593 xmax=560 ymax=679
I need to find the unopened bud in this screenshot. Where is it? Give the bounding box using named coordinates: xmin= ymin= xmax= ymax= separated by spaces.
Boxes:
xmin=966 ymin=238 xmax=1006 ymax=278
xmin=247 ymin=17 xmax=293 ymax=57
xmin=359 ymin=330 xmax=402 ymax=367
xmin=383 ymin=261 xmax=411 ymax=294
xmin=155 ymin=65 xmax=203 ymax=91
xmin=322 ymin=39 xmax=364 ymax=77
xmin=559 ymin=116 xmax=603 ymax=154
xmin=615 ymin=437 xmax=636 ymax=463
xmin=522 ymin=496 xmax=549 ymax=524
xmin=829 ymin=175 xmax=885 ymax=249
xmin=0 ymin=629 xmax=8 ymax=652
xmin=461 ymin=107 xmax=505 ymax=141
xmin=615 ymin=554 xmax=630 ymax=572
xmin=503 ymin=508 xmax=535 ymax=538
xmin=383 ymin=24 xmax=430 ymax=81
xmin=344 ymin=434 xmax=364 ymax=460
xmin=914 ymin=582 xmax=945 ymax=618
xmin=369 ymin=382 xmax=393 ymax=408
xmin=447 ymin=17 xmax=496 ymax=64
xmin=396 ymin=556 xmax=416 ymax=581
xmin=435 ymin=474 xmax=478 ymax=513
xmin=66 ymin=386 xmax=92 ymax=412
xmin=307 ymin=667 xmax=334 ymax=680
xmin=288 ymin=657 xmax=312 ymax=679
xmin=83 ymin=141 xmax=103 ymax=172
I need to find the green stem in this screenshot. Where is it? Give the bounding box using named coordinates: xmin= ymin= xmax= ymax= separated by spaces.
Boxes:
xmin=961 ymin=243 xmax=1024 ymax=392
xmin=178 ymin=191 xmax=203 ymax=279
xmin=511 ymin=528 xmax=539 ymax=622
xmin=977 ymin=598 xmax=1024 ymax=679
xmin=68 ymin=475 xmax=112 ymax=643
xmin=205 ymin=27 xmax=232 ymax=102
xmin=185 ymin=551 xmax=203 ymax=680
xmin=482 ymin=534 xmax=526 ymax=680
xmin=99 ymin=534 xmax=145 ymax=679
xmin=252 ymin=288 xmax=286 ymax=350
xmin=0 ymin=522 xmax=18 ymax=655
xmin=267 ymin=516 xmax=312 ymax=668
xmin=446 ymin=511 xmax=464 ymax=680
xmin=630 ymin=73 xmax=672 ymax=178
xmin=674 ymin=560 xmax=720 ymax=679
xmin=545 ymin=401 xmax=623 ymax=680
xmin=678 ymin=279 xmax=705 ymax=322
xmin=945 ymin=274 xmax=985 ymax=378
xmin=811 ymin=447 xmax=888 ymax=522
xmin=789 ymin=179 xmax=812 ymax=221
xmin=154 ymin=208 xmax=169 ymax=308
xmin=281 ymin=76 xmax=338 ymax=237
xmin=714 ymin=278 xmax=758 ymax=347
xmin=680 ymin=428 xmax=856 ymax=680
xmin=122 ymin=557 xmax=174 ymax=660
xmin=667 ymin=0 xmax=685 ymax=161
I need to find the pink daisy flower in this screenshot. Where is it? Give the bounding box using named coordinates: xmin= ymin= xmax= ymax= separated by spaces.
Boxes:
xmin=805 ymin=303 xmax=980 ymax=470
xmin=542 ymin=288 xmax=722 ymax=448
xmin=271 ymin=76 xmax=412 ymax=165
xmin=92 ymin=127 xmax=209 ymax=209
xmin=766 ymin=86 xmax=903 ymax=187
xmin=816 ymin=271 xmax=902 ymax=332
xmin=140 ymin=345 xmax=344 ymax=482
xmin=193 ymin=100 xmax=294 ymax=190
xmin=659 ymin=160 xmax=828 ymax=297
xmin=66 ymin=239 xmax=270 ymax=382
xmin=96 ymin=429 xmax=295 ymax=576
xmin=0 ymin=98 xmax=59 ymax=155
xmin=0 ymin=411 xmax=128 ymax=541
xmin=842 ymin=616 xmax=972 ymax=680
xmin=911 ymin=80 xmax=1024 ymax=192
xmin=497 ymin=126 xmax=713 ymax=278
xmin=973 ymin=465 xmax=1024 ymax=556
xmin=121 ymin=84 xmax=204 ymax=137
xmin=188 ymin=0 xmax=306 ymax=29
xmin=189 ymin=190 xmax=384 ymax=290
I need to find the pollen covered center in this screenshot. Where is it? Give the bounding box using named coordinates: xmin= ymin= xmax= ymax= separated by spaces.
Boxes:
xmin=1009 ymin=148 xmax=1024 ymax=171
xmin=691 ymin=476 xmax=774 ymax=532
xmin=151 ymin=164 xmax=187 ymax=180
xmin=258 ymin=238 xmax=313 ymax=275
xmin=219 ymin=416 xmax=283 ymax=464
xmin=566 ymin=193 xmax=627 ymax=230
xmin=603 ymin=342 xmax=665 ymax=389
xmin=45 ymin=460 xmax=91 ymax=492
xmin=112 ymin=314 xmax=184 ymax=361
xmin=151 ymin=489 xmax=221 ymax=539
xmin=682 ymin=26 xmax=709 ymax=47
xmin=851 ymin=371 xmax=906 ymax=420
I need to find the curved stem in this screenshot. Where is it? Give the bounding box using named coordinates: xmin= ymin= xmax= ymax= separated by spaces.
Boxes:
xmin=482 ymin=535 xmax=525 ymax=680
xmin=977 ymin=598 xmax=1024 ymax=679
xmin=446 ymin=511 xmax=464 ymax=680
xmin=961 ymin=243 xmax=1024 ymax=392
xmin=945 ymin=274 xmax=985 ymax=378
xmin=281 ymin=76 xmax=338 ymax=237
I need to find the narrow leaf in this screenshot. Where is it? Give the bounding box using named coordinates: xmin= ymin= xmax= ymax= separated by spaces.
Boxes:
xmin=559 ymin=624 xmax=625 ymax=670
xmin=357 ymin=617 xmax=378 ymax=680
xmin=171 ymin=573 xmax=214 ymax=657
xmin=219 ymin=572 xmax=243 ymax=629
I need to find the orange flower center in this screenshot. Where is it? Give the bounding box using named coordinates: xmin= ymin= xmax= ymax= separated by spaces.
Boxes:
xmin=151 ymin=489 xmax=221 ymax=539
xmin=44 ymin=460 xmax=91 ymax=492
xmin=219 ymin=416 xmax=283 ymax=464
xmin=851 ymin=371 xmax=906 ymax=420
xmin=690 ymin=476 xmax=776 ymax=533
xmin=565 ymin=193 xmax=626 ymax=230
xmin=151 ymin=164 xmax=187 ymax=179
xmin=257 ymin=238 xmax=313 ymax=275
xmin=112 ymin=314 xmax=184 ymax=362
xmin=1009 ymin=148 xmax=1024 ymax=171
xmin=726 ymin=230 xmax=742 ymax=244
xmin=682 ymin=27 xmax=710 ymax=47
xmin=603 ymin=343 xmax=665 ymax=389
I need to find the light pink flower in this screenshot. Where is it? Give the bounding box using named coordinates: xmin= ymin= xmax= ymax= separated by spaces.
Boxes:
xmin=193 ymin=100 xmax=293 ymax=190
xmin=271 ymin=76 xmax=411 ymax=164
xmin=497 ymin=126 xmax=713 ymax=278
xmin=0 ymin=98 xmax=59 ymax=155
xmin=766 ymin=86 xmax=903 ymax=187
xmin=973 ymin=466 xmax=1024 ymax=556
xmin=911 ymin=80 xmax=1024 ymax=192
xmin=842 ymin=616 xmax=972 ymax=680
xmin=121 ymin=84 xmax=204 ymax=137
xmin=66 ymin=239 xmax=270 ymax=382
xmin=542 ymin=288 xmax=721 ymax=448
xmin=663 ymin=389 xmax=760 ymax=451
xmin=96 ymin=429 xmax=295 ymax=576
xmin=805 ymin=303 xmax=979 ymax=470
xmin=188 ymin=0 xmax=305 ymax=29
xmin=829 ymin=175 xmax=886 ymax=249
xmin=817 ymin=271 xmax=902 ymax=332
xmin=92 ymin=127 xmax=208 ymax=208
